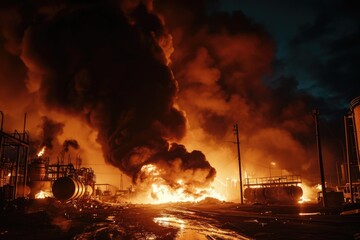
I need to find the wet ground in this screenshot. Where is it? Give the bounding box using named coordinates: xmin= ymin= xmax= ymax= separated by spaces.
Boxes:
xmin=0 ymin=198 xmax=359 ymax=239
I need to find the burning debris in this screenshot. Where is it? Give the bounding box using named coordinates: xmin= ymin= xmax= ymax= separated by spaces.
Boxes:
xmin=133 ymin=143 xmax=218 ymax=202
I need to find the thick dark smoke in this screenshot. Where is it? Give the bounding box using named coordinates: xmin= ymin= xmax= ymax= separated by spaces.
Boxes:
xmin=62 ymin=139 xmax=79 ymax=153
xmin=3 ymin=0 xmax=354 ymax=199
xmin=38 ymin=116 xmax=64 ymax=149
xmin=153 ymin=0 xmax=337 ymax=183
xmin=0 ymin=0 xmax=216 ymax=195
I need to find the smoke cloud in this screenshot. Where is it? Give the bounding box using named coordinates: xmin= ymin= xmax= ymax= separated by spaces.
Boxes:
xmin=154 ymin=0 xmax=333 ymax=186
xmin=62 ymin=139 xmax=79 ymax=153
xmin=0 ymin=0 xmax=215 ymax=198
xmin=38 ymin=116 xmax=64 ymax=150
xmin=1 ymin=0 xmax=352 ymax=201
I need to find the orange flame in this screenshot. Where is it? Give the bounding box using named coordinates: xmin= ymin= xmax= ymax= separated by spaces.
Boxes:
xmin=150 ymin=183 xmax=225 ymax=204
xmin=37 ymin=146 xmax=46 ymax=157
xmin=138 ymin=164 xmax=225 ymax=204
xmin=35 ymin=190 xmax=52 ymax=199
xmin=298 ymin=183 xmax=319 ymax=204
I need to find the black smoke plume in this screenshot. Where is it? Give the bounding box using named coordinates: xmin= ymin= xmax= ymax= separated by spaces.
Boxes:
xmin=38 ymin=116 xmax=64 ymax=149
xmin=62 ymin=139 xmax=79 ymax=153
xmin=0 ymin=0 xmax=216 ymax=195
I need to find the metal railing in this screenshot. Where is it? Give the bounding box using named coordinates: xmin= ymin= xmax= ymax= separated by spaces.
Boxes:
xmin=244 ymin=175 xmax=302 ymax=187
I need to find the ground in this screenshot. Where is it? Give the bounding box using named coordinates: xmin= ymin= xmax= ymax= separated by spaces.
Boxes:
xmin=0 ymin=198 xmax=359 ymax=239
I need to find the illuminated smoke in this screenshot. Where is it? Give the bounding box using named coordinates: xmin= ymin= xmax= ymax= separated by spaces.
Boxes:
xmin=0 ymin=0 xmax=347 ymax=199
xmin=154 ymin=1 xmax=337 ymax=184
xmin=38 ymin=116 xmax=64 ymax=150
xmin=34 ymin=117 xmax=81 ymax=161
xmin=0 ymin=0 xmax=216 ymax=195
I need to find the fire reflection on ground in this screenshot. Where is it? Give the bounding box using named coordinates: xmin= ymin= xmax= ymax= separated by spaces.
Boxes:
xmin=1 ymin=200 xmax=359 ymax=239
xmin=154 ymin=210 xmax=251 ymax=240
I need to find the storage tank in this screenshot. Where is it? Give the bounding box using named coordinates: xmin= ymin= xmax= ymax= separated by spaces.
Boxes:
xmin=244 ymin=186 xmax=303 ymax=204
xmin=350 ymin=96 xmax=360 ymax=159
xmin=28 ymin=159 xmax=47 ymax=181
xmin=52 ymin=177 xmax=86 ymax=201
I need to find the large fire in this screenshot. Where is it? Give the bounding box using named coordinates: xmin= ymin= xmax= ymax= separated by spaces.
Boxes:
xmin=138 ymin=164 xmax=224 ymax=204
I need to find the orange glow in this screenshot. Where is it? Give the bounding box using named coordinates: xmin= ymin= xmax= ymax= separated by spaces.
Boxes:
xmin=149 ymin=182 xmax=224 ymax=204
xmin=138 ymin=164 xmax=225 ymax=204
xmin=141 ymin=164 xmax=161 ymax=176
xmin=37 ymin=146 xmax=46 ymax=157
xmin=35 ymin=190 xmax=52 ymax=199
xmin=298 ymin=183 xmax=318 ymax=204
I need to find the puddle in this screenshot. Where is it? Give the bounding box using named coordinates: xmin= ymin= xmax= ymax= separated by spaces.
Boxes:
xmin=299 ymin=212 xmax=321 ymax=216
xmin=154 ymin=216 xmax=185 ymax=229
xmin=154 ymin=214 xmax=252 ymax=240
xmin=105 ymin=215 xmax=116 ymax=221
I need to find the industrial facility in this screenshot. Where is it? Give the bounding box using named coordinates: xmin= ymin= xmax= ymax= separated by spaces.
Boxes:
xmin=0 ymin=111 xmax=108 ymax=203
xmin=1 ymin=97 xmax=360 ymax=205
xmin=1 ymin=98 xmax=360 ymax=239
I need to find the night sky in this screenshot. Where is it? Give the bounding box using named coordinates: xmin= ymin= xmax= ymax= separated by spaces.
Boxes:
xmin=0 ymin=0 xmax=359 ymax=197
xmin=219 ymin=0 xmax=360 ymax=113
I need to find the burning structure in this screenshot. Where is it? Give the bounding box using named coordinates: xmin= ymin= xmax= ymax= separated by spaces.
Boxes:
xmin=0 ymin=111 xmax=96 ymax=201
xmin=0 ymin=0 xmax=358 ymax=205
xmin=0 ymin=0 xmax=219 ymax=203
xmin=0 ymin=1 xmax=360 ymax=238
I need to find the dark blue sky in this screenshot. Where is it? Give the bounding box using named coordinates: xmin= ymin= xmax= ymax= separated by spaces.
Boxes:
xmin=216 ymin=0 xmax=360 ymax=114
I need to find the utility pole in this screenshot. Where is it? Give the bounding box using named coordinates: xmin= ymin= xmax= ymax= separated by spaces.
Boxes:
xmin=344 ymin=115 xmax=354 ymax=203
xmin=120 ymin=173 xmax=123 ymax=191
xmin=233 ymin=124 xmax=244 ymax=204
xmin=313 ymin=109 xmax=327 ymax=208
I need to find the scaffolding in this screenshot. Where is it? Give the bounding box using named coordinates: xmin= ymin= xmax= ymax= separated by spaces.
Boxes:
xmin=0 ymin=111 xmax=29 ymax=200
xmin=244 ymin=175 xmax=302 ymax=188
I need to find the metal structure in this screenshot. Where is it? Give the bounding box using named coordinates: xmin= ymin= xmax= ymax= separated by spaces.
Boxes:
xmin=30 ymin=158 xmax=96 ymax=200
xmin=0 ymin=111 xmax=29 ymax=201
xmin=341 ymin=96 xmax=360 ymax=203
xmin=244 ymin=175 xmax=303 ymax=204
xmin=27 ymin=151 xmax=96 ymax=200
xmin=52 ymin=176 xmax=86 ymax=201
xmin=0 ymin=111 xmax=96 ymax=202
xmin=350 ymin=96 xmax=360 ymax=165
